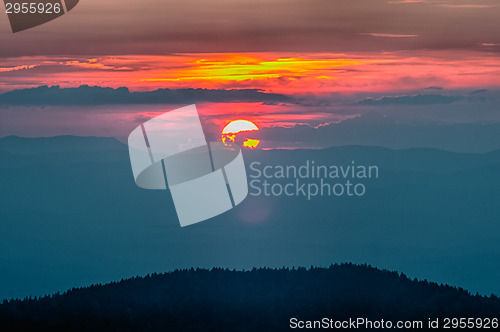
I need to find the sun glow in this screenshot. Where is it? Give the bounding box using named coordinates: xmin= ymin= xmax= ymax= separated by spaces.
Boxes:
xmin=243 ymin=139 xmax=260 ymax=149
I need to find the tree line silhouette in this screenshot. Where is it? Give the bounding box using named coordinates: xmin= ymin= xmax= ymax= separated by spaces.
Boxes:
xmin=0 ymin=263 xmax=499 ymax=331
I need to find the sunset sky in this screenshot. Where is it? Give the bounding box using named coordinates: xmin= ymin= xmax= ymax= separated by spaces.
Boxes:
xmin=1 ymin=0 xmax=500 ymax=141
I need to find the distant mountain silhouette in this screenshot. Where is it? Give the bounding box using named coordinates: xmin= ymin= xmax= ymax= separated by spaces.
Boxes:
xmin=0 ymin=135 xmax=126 ymax=154
xmin=0 ymin=264 xmax=499 ymax=331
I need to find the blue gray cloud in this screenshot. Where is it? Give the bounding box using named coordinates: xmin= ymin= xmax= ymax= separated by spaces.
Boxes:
xmin=0 ymin=85 xmax=291 ymax=106
xmin=358 ymin=94 xmax=463 ymax=105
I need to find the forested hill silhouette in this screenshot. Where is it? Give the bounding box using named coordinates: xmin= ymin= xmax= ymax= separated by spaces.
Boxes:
xmin=1 ymin=264 xmax=499 ymax=331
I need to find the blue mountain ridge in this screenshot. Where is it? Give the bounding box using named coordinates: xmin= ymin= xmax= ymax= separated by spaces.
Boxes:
xmin=0 ymin=136 xmax=499 ymax=300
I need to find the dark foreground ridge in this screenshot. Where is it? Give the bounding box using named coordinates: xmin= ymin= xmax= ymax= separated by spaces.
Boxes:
xmin=1 ymin=264 xmax=499 ymax=331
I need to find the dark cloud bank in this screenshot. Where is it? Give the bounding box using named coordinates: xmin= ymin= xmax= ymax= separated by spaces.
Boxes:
xmin=2 ymin=0 xmax=500 ymax=56
xmin=255 ymin=112 xmax=500 ymax=153
xmin=0 ymin=85 xmax=291 ymax=106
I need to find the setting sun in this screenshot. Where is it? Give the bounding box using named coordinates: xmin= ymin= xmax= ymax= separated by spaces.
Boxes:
xmin=222 ymin=120 xmax=260 ymax=149
xmin=222 ymin=120 xmax=259 ymax=134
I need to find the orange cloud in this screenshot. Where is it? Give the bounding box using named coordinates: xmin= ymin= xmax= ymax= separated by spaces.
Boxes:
xmin=143 ymin=54 xmax=360 ymax=84
xmin=0 ymin=64 xmax=37 ymax=73
xmin=1 ymin=51 xmax=500 ymax=94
